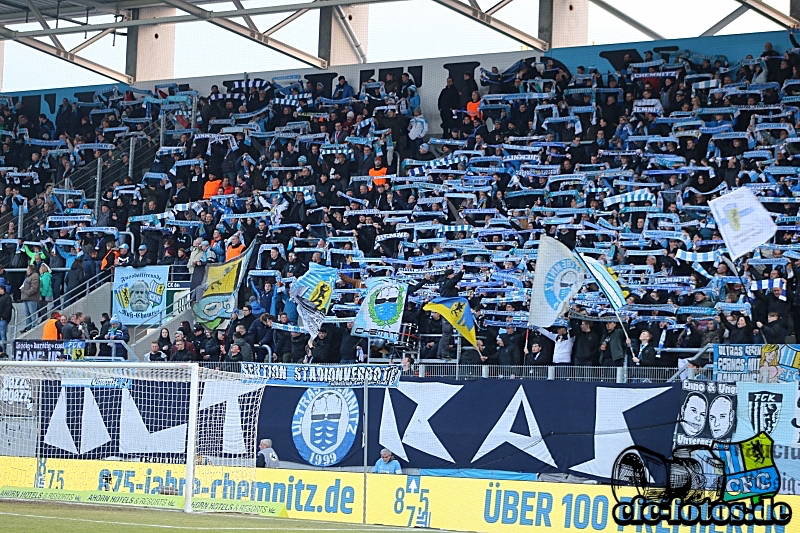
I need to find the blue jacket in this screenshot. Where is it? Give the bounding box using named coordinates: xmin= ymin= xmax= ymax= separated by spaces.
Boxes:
xmin=333 ymin=82 xmax=355 ymax=100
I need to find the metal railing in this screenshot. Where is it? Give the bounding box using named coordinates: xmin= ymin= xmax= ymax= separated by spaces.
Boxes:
xmin=83 ymin=339 xmax=137 ymax=361
xmin=7 ymin=268 xmax=111 ymax=340
xmin=401 ymin=363 xmax=714 ymax=382
xmin=130 ymin=290 xmax=192 ymax=344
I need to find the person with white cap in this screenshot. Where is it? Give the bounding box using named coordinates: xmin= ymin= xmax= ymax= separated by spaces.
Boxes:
xmin=114 ymin=243 xmax=131 ymax=267
xmin=131 ymin=244 xmax=153 ymax=268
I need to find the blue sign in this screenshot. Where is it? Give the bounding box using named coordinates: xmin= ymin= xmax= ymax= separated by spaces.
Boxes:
xmin=240 ymin=363 xmax=401 ymax=388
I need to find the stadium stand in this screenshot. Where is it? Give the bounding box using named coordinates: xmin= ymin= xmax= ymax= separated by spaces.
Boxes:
xmin=4 ymin=33 xmax=800 ymax=372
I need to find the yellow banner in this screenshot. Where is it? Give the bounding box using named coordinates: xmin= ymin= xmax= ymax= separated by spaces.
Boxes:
xmin=0 ymin=456 xmax=360 ymax=523
xmin=366 ymin=474 xmax=800 ymax=533
xmin=2 ymin=456 xmax=798 ymax=532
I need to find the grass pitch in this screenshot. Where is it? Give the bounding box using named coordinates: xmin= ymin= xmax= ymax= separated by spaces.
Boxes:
xmin=0 ymin=501 xmax=445 ymax=533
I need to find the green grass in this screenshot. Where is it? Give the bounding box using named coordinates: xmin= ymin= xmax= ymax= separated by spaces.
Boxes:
xmin=0 ymin=501 xmax=430 ymax=533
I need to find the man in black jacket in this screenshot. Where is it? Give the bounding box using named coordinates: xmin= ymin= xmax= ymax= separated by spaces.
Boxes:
xmin=437 ymin=78 xmax=461 ymax=135
xmin=572 ymin=320 xmax=601 ymax=366
xmin=0 ymin=284 xmax=11 ymax=352
xmin=61 ymin=314 xmax=83 ymax=341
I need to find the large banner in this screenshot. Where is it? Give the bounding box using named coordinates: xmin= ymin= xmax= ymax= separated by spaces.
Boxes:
xmin=714 ymin=344 xmax=800 ymax=382
xmin=256 ymin=378 xmax=682 ymax=481
xmin=112 ymin=266 xmax=168 ymax=326
xmin=3 ymin=456 xmax=800 ymax=531
xmin=674 ymin=380 xmax=737 ymax=447
xmin=13 ymin=339 xmax=85 ymax=361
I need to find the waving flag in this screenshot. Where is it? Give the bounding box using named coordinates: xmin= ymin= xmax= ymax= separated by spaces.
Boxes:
xmin=423 ymin=297 xmax=478 ymax=349
xmin=192 ymin=246 xmax=253 ymax=330
xmin=709 ymin=187 xmax=777 ymax=259
xmin=290 ymin=263 xmax=338 ymax=338
xmin=575 ymin=254 xmax=627 ymax=310
xmin=529 ymin=236 xmax=585 ymax=327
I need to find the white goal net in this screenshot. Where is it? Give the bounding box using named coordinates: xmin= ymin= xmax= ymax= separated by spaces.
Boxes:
xmin=0 ymin=362 xmax=266 ymax=513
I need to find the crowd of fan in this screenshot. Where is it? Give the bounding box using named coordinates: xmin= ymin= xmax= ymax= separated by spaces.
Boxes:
xmin=4 ymin=35 xmax=800 ymax=366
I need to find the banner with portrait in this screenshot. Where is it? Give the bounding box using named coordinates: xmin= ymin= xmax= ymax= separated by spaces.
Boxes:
xmin=675 ymin=380 xmax=737 ymax=448
xmin=112 ymin=266 xmax=168 ymax=326
xmin=713 ymin=343 xmax=800 ymax=383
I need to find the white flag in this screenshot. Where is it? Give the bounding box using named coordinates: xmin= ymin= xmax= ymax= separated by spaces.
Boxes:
xmin=529 ymin=236 xmax=585 ymax=327
xmin=709 ymin=187 xmax=777 ymax=260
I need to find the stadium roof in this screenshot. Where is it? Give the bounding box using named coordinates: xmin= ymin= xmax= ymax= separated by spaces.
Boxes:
xmin=0 ymin=0 xmax=798 ymax=85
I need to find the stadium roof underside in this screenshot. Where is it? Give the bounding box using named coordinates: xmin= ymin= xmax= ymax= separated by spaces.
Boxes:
xmin=0 ymin=0 xmax=798 ymax=84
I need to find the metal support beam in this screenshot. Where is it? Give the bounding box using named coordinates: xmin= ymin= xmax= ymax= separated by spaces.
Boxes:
xmin=264 ymin=7 xmax=308 ymax=36
xmin=466 ymin=0 xmax=481 ymax=9
xmin=588 ymin=0 xmax=665 ymax=40
xmin=701 ymin=5 xmax=749 ymax=36
xmin=25 ymin=0 xmax=65 ymax=49
xmin=230 ymin=0 xmax=259 ymax=33
xmin=735 ymin=0 xmax=800 ymax=28
xmin=432 ymin=0 xmax=549 ymax=51
xmin=162 ymin=0 xmax=329 ymax=68
xmin=264 ymin=7 xmax=309 ymax=36
xmin=12 ymin=34 xmax=133 ymax=83
xmin=486 ymin=0 xmax=516 ymax=16
xmin=334 ymin=5 xmax=367 ymax=63
xmin=0 ymin=0 xmax=404 ymax=40
xmin=68 ymin=26 xmax=117 ymax=54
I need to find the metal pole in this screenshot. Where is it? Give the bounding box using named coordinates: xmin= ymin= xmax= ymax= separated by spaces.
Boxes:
xmin=94 ymin=156 xmax=103 ymax=218
xmin=159 ymin=112 xmax=166 ymax=147
xmin=190 ymin=95 xmax=198 ymax=130
xmin=362 ymin=348 xmax=370 ymax=525
xmin=128 ymin=136 xmax=135 ymax=179
xmin=17 ymin=204 xmax=24 ymax=240
xmin=455 ymin=333 xmax=461 ymax=380
xmin=184 ymin=363 xmax=200 ymax=513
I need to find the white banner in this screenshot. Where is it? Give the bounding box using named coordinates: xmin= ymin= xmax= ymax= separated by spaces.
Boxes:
xmin=352 ymin=278 xmax=409 ymax=342
xmin=529 ymin=236 xmax=584 ymax=327
xmin=112 ymin=266 xmax=169 ymax=326
xmin=709 ymin=187 xmax=777 ymax=260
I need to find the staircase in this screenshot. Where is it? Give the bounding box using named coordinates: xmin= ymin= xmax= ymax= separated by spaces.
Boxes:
xmin=11 ymin=271 xmax=112 ymax=343
xmin=129 ymin=290 xmax=194 ymax=360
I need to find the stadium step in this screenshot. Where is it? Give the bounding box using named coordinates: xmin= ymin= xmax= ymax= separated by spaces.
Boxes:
xmin=129 ymin=290 xmax=193 ymax=360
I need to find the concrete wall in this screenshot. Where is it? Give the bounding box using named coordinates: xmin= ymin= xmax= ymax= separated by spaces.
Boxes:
xmin=126 ymin=7 xmax=177 ymax=82
xmin=132 ymin=306 xmax=195 ymax=360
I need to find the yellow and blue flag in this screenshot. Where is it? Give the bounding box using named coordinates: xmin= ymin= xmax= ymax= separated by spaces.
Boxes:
xmin=192 ymin=246 xmax=253 ymax=330
xmin=423 ymin=297 xmax=478 ymax=349
xmin=290 ymin=263 xmax=338 ymax=337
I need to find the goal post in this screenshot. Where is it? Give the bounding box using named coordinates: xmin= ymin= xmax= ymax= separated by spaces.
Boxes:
xmin=0 ymin=361 xmax=267 ymax=514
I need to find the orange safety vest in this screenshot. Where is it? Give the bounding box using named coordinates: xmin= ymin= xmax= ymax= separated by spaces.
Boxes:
xmin=225 ymin=243 xmax=245 ymax=262
xmin=203 ymin=179 xmax=222 ymax=200
xmin=466 ymin=100 xmax=481 ymax=119
xmin=42 ymin=319 xmax=60 ymax=340
xmin=368 ymin=166 xmax=388 ymax=186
